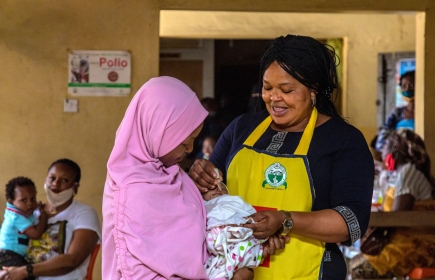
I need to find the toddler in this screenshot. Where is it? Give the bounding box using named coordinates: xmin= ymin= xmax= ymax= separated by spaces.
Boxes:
xmin=202 ymin=182 xmax=265 ymax=279
xmin=0 ymin=177 xmax=47 ymax=267
xmin=202 ymin=135 xmax=217 ymax=160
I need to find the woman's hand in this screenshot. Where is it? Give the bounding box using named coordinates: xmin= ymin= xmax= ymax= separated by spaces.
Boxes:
xmin=36 ymin=201 xmax=45 ymax=212
xmin=1 ymin=266 xmax=27 ymax=280
xmin=244 ymin=210 xmax=285 ymax=239
xmin=189 ymin=159 xmax=220 ymax=193
xmin=232 ymin=267 xmax=254 ymax=280
xmin=22 ymin=229 xmax=99 ymax=277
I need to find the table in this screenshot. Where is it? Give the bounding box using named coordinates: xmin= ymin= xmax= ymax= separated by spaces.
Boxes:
xmin=368 ymin=211 xmax=435 ymax=227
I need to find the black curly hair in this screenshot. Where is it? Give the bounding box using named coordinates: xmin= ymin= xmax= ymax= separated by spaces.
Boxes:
xmin=5 ymin=176 xmax=36 ymax=201
xmin=48 ymin=158 xmax=81 ymax=183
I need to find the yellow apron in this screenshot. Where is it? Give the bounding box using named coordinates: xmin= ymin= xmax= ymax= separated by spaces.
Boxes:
xmin=227 ymin=108 xmax=325 ymax=280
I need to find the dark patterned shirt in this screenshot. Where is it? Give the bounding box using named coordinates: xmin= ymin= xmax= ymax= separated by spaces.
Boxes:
xmin=210 ymin=110 xmax=374 ymax=279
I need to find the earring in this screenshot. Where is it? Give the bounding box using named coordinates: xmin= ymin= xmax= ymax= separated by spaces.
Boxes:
xmin=310 ymin=89 xmax=317 ymax=107
xmin=311 ymin=96 xmax=316 ymax=107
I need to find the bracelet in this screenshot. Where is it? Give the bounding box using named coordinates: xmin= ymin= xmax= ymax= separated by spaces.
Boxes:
xmin=26 ymin=263 xmax=34 ymax=278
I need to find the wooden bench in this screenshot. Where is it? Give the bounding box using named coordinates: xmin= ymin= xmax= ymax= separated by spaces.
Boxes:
xmin=368 ymin=211 xmax=435 ymax=227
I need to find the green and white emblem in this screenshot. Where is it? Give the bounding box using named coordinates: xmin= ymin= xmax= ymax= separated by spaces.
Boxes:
xmin=262 ymin=162 xmax=287 ymax=189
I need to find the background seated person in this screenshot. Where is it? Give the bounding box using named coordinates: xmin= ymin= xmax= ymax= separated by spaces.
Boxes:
xmin=0 ymin=158 xmax=101 ymax=280
xmin=351 ymin=129 xmax=435 ymax=278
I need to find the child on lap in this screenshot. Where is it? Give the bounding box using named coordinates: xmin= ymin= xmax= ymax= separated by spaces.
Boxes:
xmin=0 ymin=177 xmax=47 ymax=268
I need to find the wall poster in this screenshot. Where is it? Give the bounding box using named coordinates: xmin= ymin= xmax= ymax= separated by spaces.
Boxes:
xmin=68 ymin=50 xmax=131 ymax=96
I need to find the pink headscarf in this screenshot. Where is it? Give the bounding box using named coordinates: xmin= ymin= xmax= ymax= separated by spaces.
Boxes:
xmin=103 ymin=76 xmax=209 ymax=279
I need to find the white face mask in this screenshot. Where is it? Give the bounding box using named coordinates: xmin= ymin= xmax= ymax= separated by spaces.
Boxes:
xmin=44 ymin=183 xmax=75 ymax=208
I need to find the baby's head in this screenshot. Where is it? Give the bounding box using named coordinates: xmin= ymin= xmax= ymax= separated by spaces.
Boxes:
xmin=202 ymin=187 xmax=229 ymax=201
xmin=5 ymin=176 xmax=38 ymax=215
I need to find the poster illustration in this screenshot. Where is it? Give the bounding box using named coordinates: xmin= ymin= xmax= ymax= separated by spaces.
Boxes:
xmin=68 ymin=50 xmax=131 ymax=96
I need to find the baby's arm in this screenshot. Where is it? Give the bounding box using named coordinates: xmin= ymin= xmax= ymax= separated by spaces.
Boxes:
xmin=23 ymin=202 xmax=48 ymax=239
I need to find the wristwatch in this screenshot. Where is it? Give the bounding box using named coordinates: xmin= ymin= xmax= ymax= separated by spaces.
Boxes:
xmin=280 ymin=210 xmax=293 ymax=236
xmin=26 ymin=263 xmax=34 ymax=278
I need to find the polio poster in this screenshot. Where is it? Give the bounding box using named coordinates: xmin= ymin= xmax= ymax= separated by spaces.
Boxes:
xmin=68 ymin=50 xmax=131 ymax=96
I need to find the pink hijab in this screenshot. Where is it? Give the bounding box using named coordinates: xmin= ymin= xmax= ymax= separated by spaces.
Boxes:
xmin=103 ymin=76 xmax=209 ymax=279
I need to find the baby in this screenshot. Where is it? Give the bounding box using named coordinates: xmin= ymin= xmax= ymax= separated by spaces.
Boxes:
xmin=0 ymin=177 xmax=47 ymax=267
xmin=202 ymin=182 xmax=265 ymax=279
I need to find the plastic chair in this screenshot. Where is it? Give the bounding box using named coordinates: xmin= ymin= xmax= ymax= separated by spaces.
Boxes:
xmin=86 ymin=244 xmax=100 ymax=280
xmin=407 ymin=267 xmax=435 ymax=279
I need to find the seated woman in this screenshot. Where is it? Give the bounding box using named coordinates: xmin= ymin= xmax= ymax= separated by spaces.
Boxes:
xmin=0 ymin=158 xmax=101 ymax=280
xmin=351 ymin=129 xmax=435 ymax=278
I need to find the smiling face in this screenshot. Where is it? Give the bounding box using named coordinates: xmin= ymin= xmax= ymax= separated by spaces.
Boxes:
xmin=9 ymin=185 xmax=37 ymax=215
xmin=262 ymin=61 xmax=315 ymax=132
xmin=160 ymin=123 xmax=204 ymax=167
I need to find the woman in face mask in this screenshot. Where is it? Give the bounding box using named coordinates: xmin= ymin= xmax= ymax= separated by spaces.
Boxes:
xmin=375 ymin=70 xmax=415 ymax=152
xmin=0 ymin=158 xmax=101 ymax=280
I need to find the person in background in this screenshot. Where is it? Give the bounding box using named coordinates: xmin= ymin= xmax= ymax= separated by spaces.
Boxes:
xmin=1 ymin=158 xmax=101 ymax=280
xmin=0 ymin=177 xmax=47 ymax=268
xmin=218 ymin=92 xmax=239 ymax=129
xmin=102 ymin=76 xmax=265 ymax=280
xmin=370 ymin=135 xmax=383 ymax=176
xmin=194 ymin=98 xmax=226 ymax=160
xmin=190 ymin=34 xmax=374 ymax=279
xmin=351 ymin=129 xmax=435 ymax=278
xmin=201 ymin=135 xmax=217 ymax=160
xmin=247 ymin=83 xmax=265 ymax=113
xmin=376 ymin=70 xmax=415 ymax=152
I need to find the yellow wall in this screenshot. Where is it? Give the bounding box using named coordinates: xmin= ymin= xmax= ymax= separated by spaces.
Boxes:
xmin=161 ymin=11 xmax=416 ymax=139
xmin=0 ymin=1 xmax=159 ymax=278
xmin=159 ymin=0 xmax=435 ymax=180
xmin=1 ymin=1 xmax=435 ymax=279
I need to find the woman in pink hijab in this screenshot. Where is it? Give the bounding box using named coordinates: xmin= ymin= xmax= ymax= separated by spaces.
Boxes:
xmin=102 ymin=77 xmax=254 ymax=280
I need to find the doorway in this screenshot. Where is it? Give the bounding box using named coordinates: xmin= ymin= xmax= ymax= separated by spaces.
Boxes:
xmin=377 ymin=51 xmax=415 ymax=129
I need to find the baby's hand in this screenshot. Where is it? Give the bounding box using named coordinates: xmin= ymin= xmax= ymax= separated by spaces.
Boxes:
xmin=37 ymin=201 xmax=45 ymax=211
xmin=37 ymin=202 xmax=48 ymax=218
xmin=261 ymin=235 xmax=289 ymax=257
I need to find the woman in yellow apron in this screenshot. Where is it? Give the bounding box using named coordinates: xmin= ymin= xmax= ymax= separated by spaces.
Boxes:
xmin=190 ymin=34 xmax=374 ymax=279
